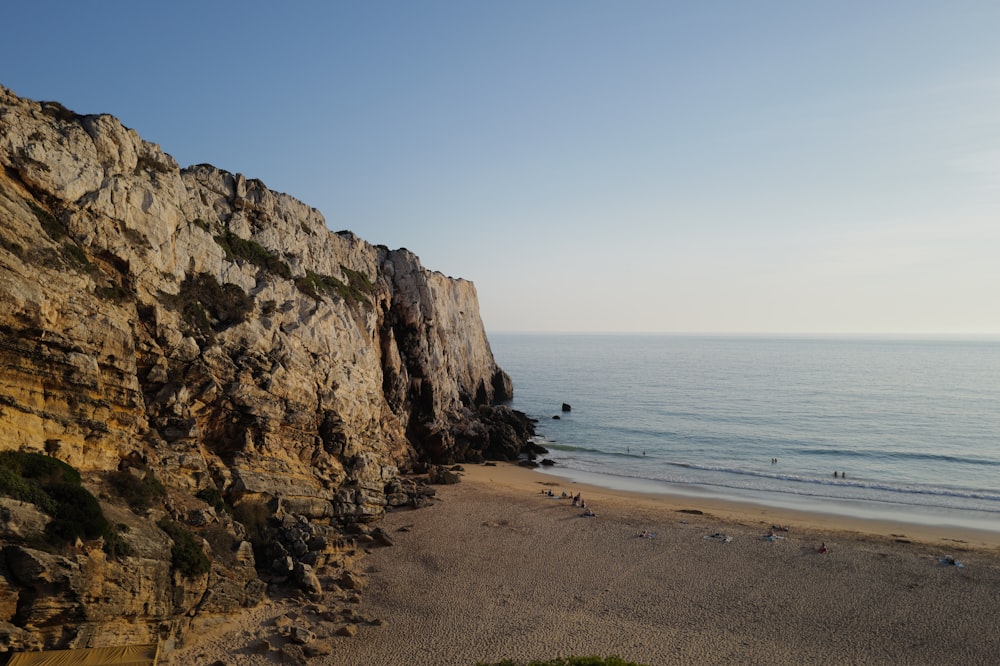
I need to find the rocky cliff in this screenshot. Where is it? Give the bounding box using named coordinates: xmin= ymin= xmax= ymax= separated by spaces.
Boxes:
xmin=0 ymin=85 xmax=534 ymax=656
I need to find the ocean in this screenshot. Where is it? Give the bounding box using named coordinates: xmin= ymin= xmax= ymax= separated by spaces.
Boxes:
xmin=489 ymin=334 xmax=1000 ymax=532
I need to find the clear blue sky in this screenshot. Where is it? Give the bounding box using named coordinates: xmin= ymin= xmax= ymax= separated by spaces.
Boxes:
xmin=4 ymin=1 xmax=999 ymax=334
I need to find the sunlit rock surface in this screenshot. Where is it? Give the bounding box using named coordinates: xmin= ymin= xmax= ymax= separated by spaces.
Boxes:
xmin=0 ymin=84 xmax=530 ymax=653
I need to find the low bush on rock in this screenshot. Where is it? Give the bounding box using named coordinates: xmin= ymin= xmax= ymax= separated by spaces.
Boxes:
xmin=214 ymin=231 xmax=291 ymax=279
xmin=28 ymin=200 xmax=64 ymax=240
xmin=0 ymin=451 xmax=132 ymax=557
xmin=195 ymin=486 xmax=228 ymax=513
xmin=0 ymin=465 xmax=59 ymax=513
xmin=157 ymin=517 xmax=211 ymax=578
xmin=295 ymin=269 xmax=350 ymax=302
xmin=107 ymin=469 xmax=167 ymax=512
xmin=43 ymin=482 xmax=107 ymax=543
xmin=295 ymin=266 xmax=372 ymax=306
xmin=165 ymin=271 xmax=253 ymax=342
xmin=0 ymin=450 xmax=80 ymax=486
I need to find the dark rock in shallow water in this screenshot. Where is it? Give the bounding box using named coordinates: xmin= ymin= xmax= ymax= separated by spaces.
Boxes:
xmin=540 ymin=459 xmax=556 ymax=466
xmin=562 ymin=403 xmax=572 ymax=412
xmin=552 ymin=415 xmax=561 ymax=420
xmin=524 ymin=441 xmax=549 ymax=456
xmin=518 ymin=460 xmax=539 ymax=468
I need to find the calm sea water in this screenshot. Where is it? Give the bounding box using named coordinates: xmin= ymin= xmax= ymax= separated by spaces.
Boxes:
xmin=489 ymin=334 xmax=1000 ymax=532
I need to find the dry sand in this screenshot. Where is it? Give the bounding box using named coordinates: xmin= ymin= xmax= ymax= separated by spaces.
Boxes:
xmin=169 ymin=463 xmax=1000 ymax=665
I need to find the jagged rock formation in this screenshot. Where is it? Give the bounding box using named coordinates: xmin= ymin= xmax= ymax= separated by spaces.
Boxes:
xmin=0 ymin=85 xmax=534 ymax=655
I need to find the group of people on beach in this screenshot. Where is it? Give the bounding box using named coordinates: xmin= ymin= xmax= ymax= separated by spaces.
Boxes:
xmin=570 ymin=491 xmax=596 ymax=516
xmin=540 ymin=488 xmax=596 ymax=517
xmin=540 ymin=486 xmax=830 ymax=551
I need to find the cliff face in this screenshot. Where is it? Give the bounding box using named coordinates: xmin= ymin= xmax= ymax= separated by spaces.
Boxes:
xmin=0 ymin=85 xmax=531 ymax=652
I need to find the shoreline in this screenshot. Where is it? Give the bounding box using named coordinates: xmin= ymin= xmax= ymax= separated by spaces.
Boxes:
xmin=531 ymin=450 xmax=1000 ymax=535
xmin=517 ymin=463 xmax=1000 ymax=550
xmin=169 ymin=461 xmax=1000 ymax=665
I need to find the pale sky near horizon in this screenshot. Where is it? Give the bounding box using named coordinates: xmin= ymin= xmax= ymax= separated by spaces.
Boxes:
xmin=3 ymin=2 xmax=999 ymax=335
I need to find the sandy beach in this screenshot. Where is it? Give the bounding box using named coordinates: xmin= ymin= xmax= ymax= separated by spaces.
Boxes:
xmin=169 ymin=463 xmax=1000 ymax=665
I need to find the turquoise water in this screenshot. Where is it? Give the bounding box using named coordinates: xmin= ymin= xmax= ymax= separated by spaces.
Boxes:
xmin=489 ymin=334 xmax=1000 ymax=531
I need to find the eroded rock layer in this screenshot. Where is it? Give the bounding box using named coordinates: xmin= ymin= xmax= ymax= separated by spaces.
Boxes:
xmin=0 ymin=85 xmax=532 ymax=654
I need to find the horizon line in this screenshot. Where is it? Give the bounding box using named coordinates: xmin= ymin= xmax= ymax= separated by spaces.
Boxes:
xmin=486 ymin=330 xmax=1000 ymax=339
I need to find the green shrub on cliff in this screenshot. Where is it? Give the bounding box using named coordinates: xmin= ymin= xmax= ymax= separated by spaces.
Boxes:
xmin=135 ymin=154 xmax=173 ymax=175
xmin=195 ymin=486 xmax=228 ymax=513
xmin=167 ymin=271 xmax=253 ymax=342
xmin=158 ymin=517 xmax=211 ymax=578
xmin=295 ymin=267 xmax=371 ymax=306
xmin=42 ymin=481 xmax=108 ymax=543
xmin=0 ymin=451 xmax=131 ymax=557
xmin=28 ymin=200 xmax=64 ymax=239
xmin=340 ymin=264 xmax=373 ymax=299
xmin=107 ymin=469 xmax=167 ymax=512
xmin=214 ymin=231 xmax=292 ymax=278
xmin=39 ymin=100 xmax=81 ymax=123
xmin=0 ymin=454 xmax=92 ymax=538
xmin=0 ymin=450 xmax=80 ymax=487
xmin=0 ymin=465 xmax=57 ymax=512
xmin=61 ymin=242 xmax=92 ymax=271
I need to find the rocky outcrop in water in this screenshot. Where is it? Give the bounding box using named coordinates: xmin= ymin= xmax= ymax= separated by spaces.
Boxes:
xmin=0 ymin=85 xmax=533 ymax=654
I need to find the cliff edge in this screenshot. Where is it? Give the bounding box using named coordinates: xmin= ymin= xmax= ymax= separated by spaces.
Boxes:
xmin=0 ymin=85 xmax=534 ymax=654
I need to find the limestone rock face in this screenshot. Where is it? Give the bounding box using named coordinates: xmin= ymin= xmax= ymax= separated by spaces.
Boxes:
xmin=0 ymin=85 xmax=532 ymax=652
